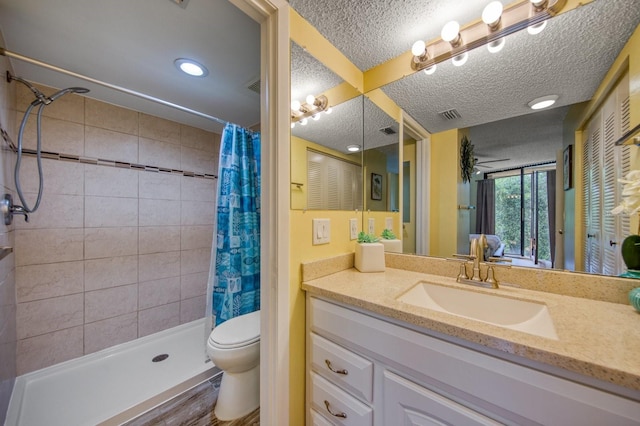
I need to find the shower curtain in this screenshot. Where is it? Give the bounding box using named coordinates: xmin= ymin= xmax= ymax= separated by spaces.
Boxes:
xmin=206 ymin=123 xmax=261 ymax=329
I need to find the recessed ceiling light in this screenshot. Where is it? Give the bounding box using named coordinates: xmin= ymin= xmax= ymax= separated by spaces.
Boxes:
xmin=347 ymin=145 xmax=361 ymax=152
xmin=528 ymin=95 xmax=558 ymax=110
xmin=174 ymin=58 xmax=209 ymax=77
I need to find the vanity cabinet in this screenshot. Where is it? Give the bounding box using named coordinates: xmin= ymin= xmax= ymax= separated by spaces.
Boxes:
xmin=306 ymin=295 xmax=640 ymax=425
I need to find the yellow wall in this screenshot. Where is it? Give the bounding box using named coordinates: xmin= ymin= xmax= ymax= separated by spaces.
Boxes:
xmin=403 ymin=140 xmax=417 ymax=253
xmin=288 ymin=209 xmax=363 ymax=423
xmin=429 ymin=128 xmax=460 ymax=257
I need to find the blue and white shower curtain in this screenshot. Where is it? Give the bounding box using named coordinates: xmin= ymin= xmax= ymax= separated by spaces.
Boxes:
xmin=207 ymin=123 xmax=261 ymax=327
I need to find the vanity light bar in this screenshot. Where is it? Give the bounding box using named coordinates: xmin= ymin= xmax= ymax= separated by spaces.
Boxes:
xmin=410 ymin=0 xmax=567 ymax=72
xmin=291 ymin=95 xmax=329 ymax=123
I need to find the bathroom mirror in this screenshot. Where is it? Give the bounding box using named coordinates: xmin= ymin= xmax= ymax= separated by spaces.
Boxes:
xmin=363 ymin=96 xmax=400 ymax=212
xmin=290 ymin=41 xmax=364 ymax=211
xmin=288 ymin=0 xmax=640 ymax=278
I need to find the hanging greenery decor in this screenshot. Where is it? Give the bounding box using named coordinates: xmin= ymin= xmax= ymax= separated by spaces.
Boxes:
xmin=460 ymin=135 xmax=476 ymax=183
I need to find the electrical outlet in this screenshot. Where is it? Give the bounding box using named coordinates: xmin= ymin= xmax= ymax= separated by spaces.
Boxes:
xmin=349 ymin=218 xmax=358 ymax=240
xmin=312 ymin=218 xmax=330 ymax=245
xmin=385 ymin=217 xmax=393 ymax=231
xmin=368 ymin=218 xmax=375 ymax=234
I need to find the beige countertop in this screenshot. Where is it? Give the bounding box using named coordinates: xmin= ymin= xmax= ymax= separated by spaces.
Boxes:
xmin=302 ymin=267 xmax=640 ymax=393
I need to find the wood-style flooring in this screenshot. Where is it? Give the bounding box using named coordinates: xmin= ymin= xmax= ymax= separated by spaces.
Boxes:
xmin=125 ymin=375 xmax=259 ymax=425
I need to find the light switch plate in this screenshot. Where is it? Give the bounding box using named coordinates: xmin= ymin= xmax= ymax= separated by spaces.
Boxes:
xmin=368 ymin=218 xmax=375 ymax=234
xmin=312 ymin=218 xmax=330 ymax=245
xmin=385 ymin=217 xmax=393 ymax=231
xmin=349 ymin=218 xmax=358 ymax=240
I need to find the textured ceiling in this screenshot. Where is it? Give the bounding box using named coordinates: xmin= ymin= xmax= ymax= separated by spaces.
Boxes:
xmin=289 ymin=0 xmax=640 ymax=172
xmin=0 ymin=0 xmax=260 ymax=133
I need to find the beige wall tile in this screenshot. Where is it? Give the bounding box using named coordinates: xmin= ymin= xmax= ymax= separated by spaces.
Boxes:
xmin=17 ymin=115 xmax=84 ymax=155
xmin=181 ymin=125 xmax=218 ymax=153
xmin=84 ymin=313 xmax=138 ymax=354
xmin=181 ymin=271 xmax=208 ymax=300
xmin=181 ymin=201 xmax=215 ymax=226
xmin=16 ymin=326 xmax=83 ymax=375
xmin=16 ymin=83 xmax=84 ymax=124
xmin=85 ymin=166 xmax=139 ymax=198
xmin=181 ymin=248 xmax=211 ymax=275
xmin=85 ymin=98 xmax=138 ymax=135
xmin=140 ymin=114 xmax=180 ymax=145
xmin=139 ymin=199 xmax=181 ymax=227
xmin=18 ymin=157 xmax=84 ymax=196
xmin=138 ymin=277 xmax=181 ymax=310
xmin=181 ymin=177 xmax=216 ymax=202
xmin=15 ymin=229 xmax=84 ymax=266
xmin=84 ymin=227 xmax=138 ymax=259
xmin=138 ymin=302 xmax=180 ymax=337
xmin=84 ymin=255 xmax=138 ymax=291
xmin=139 ymin=251 xmax=181 ymax=282
xmin=16 ymin=261 xmax=84 ymax=303
xmin=85 ymin=196 xmax=138 ymax=227
xmin=180 ymin=295 xmax=206 ymax=324
xmin=85 ymin=284 xmax=138 ymax=323
xmin=181 ymin=146 xmax=217 ymax=175
xmin=181 ymin=225 xmax=213 ymax=250
xmin=139 ymin=226 xmax=181 ymax=255
xmin=85 ymin=126 xmax=139 ymax=163
xmin=139 ymin=172 xmax=181 ymax=200
xmin=139 ymin=137 xmax=182 ymax=170
xmin=14 ymin=193 xmax=84 ymax=230
xmin=17 ymin=294 xmax=83 ymax=339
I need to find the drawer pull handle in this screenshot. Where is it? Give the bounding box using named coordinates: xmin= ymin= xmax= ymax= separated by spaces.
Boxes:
xmin=325 ymin=359 xmax=348 ymax=375
xmin=324 ymin=400 xmax=347 ymax=419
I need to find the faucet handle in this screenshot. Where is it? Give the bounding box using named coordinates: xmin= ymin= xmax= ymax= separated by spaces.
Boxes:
xmin=485 ymin=265 xmax=499 ymax=288
xmin=487 ymin=256 xmax=511 ymax=263
xmin=457 ymin=263 xmax=469 ymax=282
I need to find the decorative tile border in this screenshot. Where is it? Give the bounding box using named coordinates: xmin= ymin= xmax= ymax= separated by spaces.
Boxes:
xmin=1 ymin=126 xmax=217 ymax=180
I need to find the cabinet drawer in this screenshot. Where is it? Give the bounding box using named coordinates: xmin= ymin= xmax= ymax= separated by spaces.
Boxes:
xmin=384 ymin=370 xmax=501 ymax=426
xmin=311 ymin=333 xmax=373 ymax=403
xmin=311 ymin=372 xmax=373 ymax=426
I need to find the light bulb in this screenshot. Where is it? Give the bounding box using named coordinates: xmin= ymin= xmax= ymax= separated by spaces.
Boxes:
xmin=325 ymin=107 xmax=332 ymax=114
xmin=482 ymin=1 xmax=503 ymax=28
xmin=411 ymin=40 xmax=426 ymax=57
xmin=530 ymin=0 xmax=547 ymax=7
xmin=306 ymin=94 xmax=316 ymax=105
xmin=312 ymin=114 xmax=320 ymax=121
xmin=441 ymin=21 xmax=460 ymax=44
xmin=527 ymin=20 xmax=547 ymax=35
xmin=347 ymin=145 xmax=361 ymax=152
xmin=423 ymin=64 xmax=436 ymax=75
xmin=300 ymin=118 xmax=308 ymax=125
xmin=452 ymin=52 xmax=468 ymax=67
xmin=487 ymin=38 xmax=505 ymax=53
xmin=291 ymin=100 xmax=301 ymax=111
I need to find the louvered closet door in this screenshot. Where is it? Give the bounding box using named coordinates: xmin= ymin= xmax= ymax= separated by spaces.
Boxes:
xmin=602 ymin=90 xmax=618 ymax=275
xmin=617 ymin=74 xmax=631 ymax=273
xmin=584 ymin=111 xmax=603 ymax=274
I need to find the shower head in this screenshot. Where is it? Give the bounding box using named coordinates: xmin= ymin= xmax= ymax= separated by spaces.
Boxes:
xmin=48 ymin=87 xmax=90 ymax=102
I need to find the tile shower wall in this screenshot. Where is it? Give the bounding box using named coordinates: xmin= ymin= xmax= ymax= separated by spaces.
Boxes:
xmin=13 ymin=83 xmax=221 ymax=374
xmin=0 ymin=40 xmax=17 ymax=424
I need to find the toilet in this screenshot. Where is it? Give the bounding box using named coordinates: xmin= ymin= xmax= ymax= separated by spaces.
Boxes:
xmin=206 ymin=310 xmax=260 ymax=421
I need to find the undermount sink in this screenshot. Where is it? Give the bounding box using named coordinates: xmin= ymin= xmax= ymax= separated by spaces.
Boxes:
xmin=397 ymin=281 xmax=558 ymax=340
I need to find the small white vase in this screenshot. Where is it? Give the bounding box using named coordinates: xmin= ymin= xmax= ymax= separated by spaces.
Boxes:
xmin=354 ymin=242 xmax=385 ymax=272
xmin=380 ymin=238 xmax=402 ymax=253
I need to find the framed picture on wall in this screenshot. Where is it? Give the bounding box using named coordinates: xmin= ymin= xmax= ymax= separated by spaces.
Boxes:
xmin=563 ymin=145 xmax=573 ymax=190
xmin=371 ymin=173 xmax=382 ymax=200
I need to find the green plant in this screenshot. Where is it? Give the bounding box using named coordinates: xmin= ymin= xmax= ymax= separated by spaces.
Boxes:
xmin=357 ymin=231 xmax=379 ymax=244
xmin=381 ymin=229 xmax=396 ymax=240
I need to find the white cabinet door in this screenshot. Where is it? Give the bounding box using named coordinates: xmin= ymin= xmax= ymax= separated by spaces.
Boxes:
xmin=383 ymin=370 xmax=501 ymax=426
xmin=310 ymin=372 xmax=373 ymax=426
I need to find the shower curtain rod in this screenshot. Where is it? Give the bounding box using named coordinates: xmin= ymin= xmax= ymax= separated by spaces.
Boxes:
xmin=0 ymin=47 xmax=229 ymax=126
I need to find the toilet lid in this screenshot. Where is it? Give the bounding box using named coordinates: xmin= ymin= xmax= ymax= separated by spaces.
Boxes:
xmin=209 ymin=310 xmax=260 ymax=348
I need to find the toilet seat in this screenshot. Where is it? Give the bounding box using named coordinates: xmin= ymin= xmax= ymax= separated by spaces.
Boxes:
xmin=209 ymin=310 xmax=260 ymax=349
